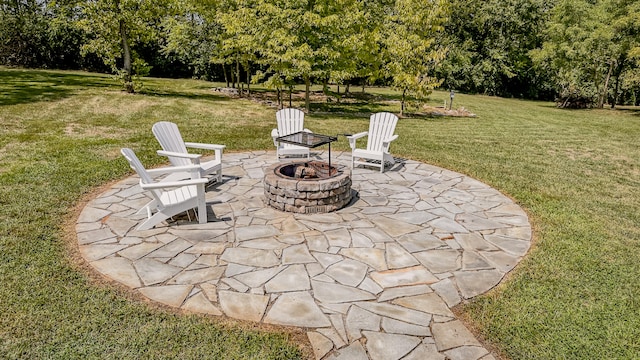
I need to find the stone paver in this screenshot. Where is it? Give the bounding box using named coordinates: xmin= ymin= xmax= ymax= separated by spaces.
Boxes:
xmin=363 ymin=331 xmax=422 ymax=360
xmin=264 ymin=291 xmax=331 ymax=327
xmin=76 ymin=151 xmax=532 ymax=359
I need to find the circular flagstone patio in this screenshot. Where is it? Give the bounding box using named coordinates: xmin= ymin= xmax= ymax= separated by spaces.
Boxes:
xmin=77 ymin=150 xmax=531 ymax=360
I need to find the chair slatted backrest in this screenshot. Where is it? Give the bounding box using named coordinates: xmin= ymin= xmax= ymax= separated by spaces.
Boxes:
xmin=367 ymin=112 xmax=398 ymax=152
xmin=276 ymin=108 xmax=305 ymax=136
xmin=152 ymin=121 xmax=191 ymax=167
xmin=120 ymin=148 xmax=163 ymax=204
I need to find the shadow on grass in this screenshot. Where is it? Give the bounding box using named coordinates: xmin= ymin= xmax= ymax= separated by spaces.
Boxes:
xmin=309 ymin=102 xmax=392 ymax=116
xmin=0 ymin=68 xmax=233 ymax=106
xmin=549 ymin=105 xmax=640 ymax=120
xmin=534 ymin=100 xmax=640 ymax=115
xmin=311 ymin=112 xmax=366 ymax=121
xmin=614 ymin=106 xmax=640 ymax=117
xmin=0 ymin=68 xmax=115 ymax=106
xmin=137 ymin=88 xmax=230 ymax=102
xmin=309 ymin=104 xmax=446 ymax=123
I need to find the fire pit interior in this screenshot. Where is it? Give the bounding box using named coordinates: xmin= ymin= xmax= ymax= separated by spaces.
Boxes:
xmin=279 ymin=161 xmax=338 ymax=179
xmin=264 ymin=161 xmax=352 ymax=213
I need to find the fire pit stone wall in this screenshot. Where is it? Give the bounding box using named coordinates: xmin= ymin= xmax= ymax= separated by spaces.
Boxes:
xmin=264 ymin=161 xmax=352 ymax=214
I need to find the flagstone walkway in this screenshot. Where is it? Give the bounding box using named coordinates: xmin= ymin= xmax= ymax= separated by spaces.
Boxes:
xmin=77 ymin=151 xmax=531 ymax=360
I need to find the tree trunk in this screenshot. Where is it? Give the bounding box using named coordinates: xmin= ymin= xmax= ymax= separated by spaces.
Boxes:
xmin=611 ymin=59 xmax=626 ymax=109
xmin=346 ymin=83 xmax=350 ymax=94
xmin=277 ymin=88 xmax=281 ymax=108
xmin=236 ymin=58 xmax=242 ymax=96
xmin=223 ymin=64 xmax=229 ymax=87
xmin=612 ymin=75 xmax=620 ymax=109
xmin=289 ymin=86 xmax=293 ymax=108
xmin=304 ymin=77 xmax=311 ymax=113
xmin=246 ymin=62 xmax=250 ymax=96
xmin=598 ymin=59 xmax=614 ymax=108
xmin=119 ymin=19 xmax=133 ymax=93
xmin=230 ymin=64 xmax=235 ymax=89
xmin=401 ymin=89 xmax=406 ymax=116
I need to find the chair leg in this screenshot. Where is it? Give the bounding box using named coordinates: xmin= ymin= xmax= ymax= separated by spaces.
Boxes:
xmin=382 ymin=153 xmax=394 ymax=173
xmin=137 ymin=200 xmax=157 ymax=215
xmin=197 ymin=184 xmax=207 ymax=224
xmin=137 ymin=209 xmax=171 ymax=231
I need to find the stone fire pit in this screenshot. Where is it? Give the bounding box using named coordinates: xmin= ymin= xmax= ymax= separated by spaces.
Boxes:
xmin=264 ymin=161 xmax=352 ymax=213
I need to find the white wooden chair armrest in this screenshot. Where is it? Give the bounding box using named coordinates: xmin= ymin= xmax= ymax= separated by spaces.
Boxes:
xmin=347 ymin=131 xmax=368 ymax=140
xmin=140 ymin=177 xmax=208 ymax=190
xmin=271 ymin=128 xmax=280 ymax=146
xmin=382 ymin=134 xmax=399 ymax=148
xmin=347 ymin=131 xmax=368 ymax=149
xmin=185 ymin=143 xmax=224 ymax=162
xmin=145 ymin=164 xmax=203 ymax=176
xmin=184 ymin=142 xmax=226 ymax=151
xmin=157 ymin=150 xmax=201 ymax=161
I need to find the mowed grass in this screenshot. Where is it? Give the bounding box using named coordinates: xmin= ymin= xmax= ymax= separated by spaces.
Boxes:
xmin=0 ymin=68 xmax=304 ymax=359
xmin=1 ymin=67 xmax=639 ymax=358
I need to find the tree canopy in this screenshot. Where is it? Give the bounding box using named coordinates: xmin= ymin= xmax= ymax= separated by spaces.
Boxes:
xmin=1 ymin=0 xmax=639 ymax=107
xmin=531 ymin=0 xmax=640 ymax=107
xmin=77 ymin=0 xmax=176 ymax=92
xmin=437 ymin=0 xmax=554 ymax=99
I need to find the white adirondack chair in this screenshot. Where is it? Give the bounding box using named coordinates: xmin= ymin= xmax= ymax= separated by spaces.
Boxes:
xmin=348 ymin=112 xmax=399 ymax=173
xmin=152 ymin=121 xmax=225 ymax=183
xmin=271 ymin=108 xmax=311 ymax=159
xmin=121 ymin=148 xmax=209 ymax=231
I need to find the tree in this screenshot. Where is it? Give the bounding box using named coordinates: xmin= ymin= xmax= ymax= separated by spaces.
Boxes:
xmin=1 ymin=0 xmax=52 ymax=67
xmin=437 ymin=0 xmax=553 ymax=99
xmin=247 ymin=0 xmax=359 ymax=111
xmin=604 ymin=0 xmax=640 ymax=108
xmin=348 ymin=0 xmax=390 ymax=93
xmin=242 ymin=0 xmax=303 ymax=106
xmin=217 ymin=0 xmax=262 ymax=95
xmin=212 ymin=0 xmax=376 ymax=110
xmin=383 ymin=0 xmax=449 ymax=115
xmin=162 ymin=0 xmax=449 ymax=112
xmin=77 ymin=0 xmax=173 ymax=92
xmin=531 ymin=0 xmax=640 ymax=108
xmin=162 ymin=1 xmax=225 ymax=81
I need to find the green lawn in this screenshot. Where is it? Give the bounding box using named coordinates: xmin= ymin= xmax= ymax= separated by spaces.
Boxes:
xmin=1 ymin=67 xmax=639 ymax=359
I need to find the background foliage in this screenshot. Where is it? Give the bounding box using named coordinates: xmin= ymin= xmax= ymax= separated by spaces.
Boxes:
xmin=437 ymin=0 xmax=555 ymax=99
xmin=1 ymin=0 xmax=638 ymax=106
